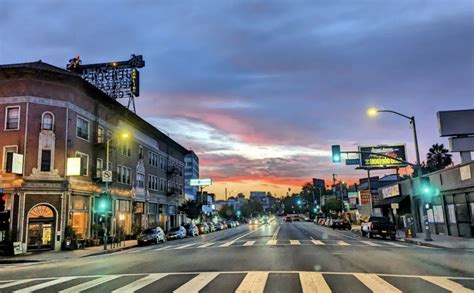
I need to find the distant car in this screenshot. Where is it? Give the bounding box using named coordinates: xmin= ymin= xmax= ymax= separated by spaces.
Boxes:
xmin=197 ymin=223 xmax=209 ymax=234
xmin=332 ymin=219 xmax=352 ymax=230
xmin=283 ymin=216 xmax=293 ymax=223
xmin=183 ymin=223 xmax=199 ymax=237
xmin=137 ymin=227 xmax=166 ymax=246
xmin=207 ymin=222 xmax=216 ymax=232
xmin=361 ymin=216 xmax=396 ymax=240
xmin=225 ymin=220 xmax=234 ymax=229
xmin=167 ymin=226 xmax=187 ymax=240
xmin=249 ymin=218 xmax=259 ymax=225
xmin=215 ymin=222 xmax=225 ymax=231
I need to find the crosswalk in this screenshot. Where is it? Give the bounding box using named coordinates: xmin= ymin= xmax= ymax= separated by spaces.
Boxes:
xmin=0 ymin=271 xmax=472 ymax=292
xmin=119 ymin=239 xmax=420 ymax=255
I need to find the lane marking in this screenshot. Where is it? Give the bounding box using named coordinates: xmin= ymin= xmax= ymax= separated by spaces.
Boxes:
xmin=272 ymin=226 xmax=281 ymax=240
xmin=267 ymin=240 xmax=277 ymax=245
xmin=290 ymin=240 xmax=301 ymax=245
xmin=336 ymin=241 xmax=350 ymax=246
xmin=60 ymin=275 xmax=121 ymax=293
xmin=153 ymin=246 xmax=170 ymax=251
xmin=236 ymin=272 xmax=269 ymax=293
xmin=299 ymin=272 xmax=331 ymax=293
xmin=112 ymin=273 xmax=167 ymax=293
xmin=231 ymin=225 xmax=265 ymax=242
xmin=354 ymin=273 xmax=401 ymax=293
xmin=360 ymin=241 xmax=381 ymax=247
xmin=198 ymin=243 xmax=214 ymax=248
xmin=175 ymin=243 xmax=195 ymax=250
xmin=311 ymin=240 xmax=325 ymax=245
xmin=174 ymin=272 xmax=219 ymax=293
xmin=15 ymin=277 xmax=77 ymax=293
xmin=0 ymin=279 xmax=38 ymax=289
xmin=243 ymin=241 xmax=256 ymax=246
xmin=219 ymin=241 xmax=235 ymax=247
xmin=383 ymin=242 xmax=407 ymax=248
xmin=421 ymin=276 xmax=473 ymax=293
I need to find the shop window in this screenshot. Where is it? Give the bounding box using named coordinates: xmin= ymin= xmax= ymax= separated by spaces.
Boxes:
xmin=134 ymin=202 xmax=144 ymax=213
xmin=72 ymin=211 xmax=88 ymax=239
xmin=5 ymin=106 xmax=20 ymax=130
xmin=40 ymin=149 xmax=51 ymax=172
xmin=41 ymin=112 xmax=54 ymax=130
xmin=76 ymin=116 xmax=90 ymax=141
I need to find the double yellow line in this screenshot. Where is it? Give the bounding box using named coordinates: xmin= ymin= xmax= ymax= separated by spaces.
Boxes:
xmin=271 ymin=226 xmax=280 ymax=240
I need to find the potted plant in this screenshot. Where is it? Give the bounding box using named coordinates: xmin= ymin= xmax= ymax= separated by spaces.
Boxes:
xmin=63 ymin=225 xmax=77 ymax=250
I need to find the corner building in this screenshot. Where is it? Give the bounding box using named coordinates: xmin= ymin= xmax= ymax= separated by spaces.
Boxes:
xmin=0 ymin=61 xmax=187 ymax=252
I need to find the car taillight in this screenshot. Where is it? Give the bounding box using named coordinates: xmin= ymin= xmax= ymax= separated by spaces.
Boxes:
xmin=370 ymin=223 xmax=374 ymax=229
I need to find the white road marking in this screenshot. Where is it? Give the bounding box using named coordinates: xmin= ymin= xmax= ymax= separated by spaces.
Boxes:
xmin=290 ymin=240 xmax=301 ymax=245
xmin=299 ymin=272 xmax=331 ymax=293
xmin=231 ymin=225 xmax=266 ymax=242
xmin=360 ymin=241 xmax=381 ymax=247
xmin=421 ymin=276 xmax=473 ymax=293
xmin=267 ymin=240 xmax=277 ymax=245
xmin=60 ymin=275 xmax=121 ymax=293
xmin=243 ymin=241 xmax=256 ymax=246
xmin=272 ymin=226 xmax=281 ymax=240
xmin=236 ymin=272 xmax=269 ymax=293
xmin=354 ymin=273 xmax=401 ymax=293
xmin=112 ymin=273 xmax=167 ymax=293
xmin=198 ymin=242 xmax=214 ymax=248
xmin=336 ymin=241 xmax=350 ymax=246
xmin=0 ymin=279 xmax=37 ymax=289
xmin=175 ymin=243 xmax=195 ymax=249
xmin=129 ymin=247 xmax=152 ymax=253
xmin=311 ymin=240 xmax=325 ymax=245
xmin=14 ymin=277 xmax=77 ymax=292
xmin=174 ymin=272 xmax=219 ymax=293
xmin=383 ymin=242 xmax=407 ymax=247
xmin=219 ymin=241 xmax=235 ymax=247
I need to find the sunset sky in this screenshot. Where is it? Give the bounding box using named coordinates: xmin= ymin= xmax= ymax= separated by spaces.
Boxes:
xmin=1 ymin=1 xmax=473 ymax=199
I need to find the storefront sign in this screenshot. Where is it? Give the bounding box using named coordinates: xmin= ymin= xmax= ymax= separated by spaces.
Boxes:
xmin=190 ymin=178 xmax=212 ymax=186
xmin=382 ymin=184 xmax=400 ymax=199
xmin=359 ymin=144 xmax=407 ymax=168
xmin=359 ymin=190 xmax=371 ymax=205
xmin=391 ymin=203 xmax=399 ymax=209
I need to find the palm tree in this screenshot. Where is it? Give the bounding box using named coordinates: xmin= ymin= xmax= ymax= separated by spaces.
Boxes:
xmin=426 ymin=143 xmax=452 ymax=171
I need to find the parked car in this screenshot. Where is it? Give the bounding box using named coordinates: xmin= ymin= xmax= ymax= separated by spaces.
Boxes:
xmin=197 ymin=223 xmax=209 ymax=234
xmin=283 ymin=216 xmax=293 ymax=223
xmin=207 ymin=222 xmax=216 ymax=232
xmin=361 ymin=216 xmax=396 ymax=240
xmin=166 ymin=226 xmax=187 ymax=240
xmin=235 ymin=221 xmax=240 ymax=226
xmin=215 ymin=222 xmax=224 ymax=231
xmin=220 ymin=221 xmax=228 ymax=229
xmin=331 ymin=219 xmax=352 ymax=230
xmin=183 ymin=223 xmax=199 ymax=237
xmin=226 ymin=220 xmax=234 ymax=229
xmin=137 ymin=227 xmax=166 ymax=246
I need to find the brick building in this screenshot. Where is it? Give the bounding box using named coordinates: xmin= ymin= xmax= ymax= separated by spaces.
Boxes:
xmin=0 ymin=61 xmax=187 ymax=252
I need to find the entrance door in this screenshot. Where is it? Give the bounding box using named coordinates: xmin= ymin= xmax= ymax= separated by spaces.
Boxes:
xmin=27 ymin=205 xmax=56 ymax=251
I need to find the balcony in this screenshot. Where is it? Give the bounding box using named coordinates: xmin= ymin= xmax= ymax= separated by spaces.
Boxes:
xmin=167 ymin=187 xmax=182 ymax=196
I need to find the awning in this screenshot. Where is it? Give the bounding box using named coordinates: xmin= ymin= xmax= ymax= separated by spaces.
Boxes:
xmin=374 ymin=195 xmax=409 ymax=208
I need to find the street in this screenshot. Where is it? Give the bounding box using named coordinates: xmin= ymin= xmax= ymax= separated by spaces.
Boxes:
xmin=0 ymin=219 xmax=472 ymax=292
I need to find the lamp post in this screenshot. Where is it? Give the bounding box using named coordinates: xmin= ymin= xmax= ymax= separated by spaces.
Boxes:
xmin=103 ymin=130 xmax=130 ymax=250
xmin=367 ymin=108 xmax=431 ymax=241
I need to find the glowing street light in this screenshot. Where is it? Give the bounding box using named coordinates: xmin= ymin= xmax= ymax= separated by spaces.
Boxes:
xmin=367 ymin=107 xmax=379 ymax=117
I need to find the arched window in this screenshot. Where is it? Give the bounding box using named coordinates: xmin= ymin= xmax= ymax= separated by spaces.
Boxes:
xmin=29 ymin=205 xmax=54 ymax=218
xmin=41 ymin=112 xmax=54 ymax=130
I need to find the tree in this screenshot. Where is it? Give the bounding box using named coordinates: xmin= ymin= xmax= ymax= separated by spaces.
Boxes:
xmin=321 ymin=198 xmax=342 ymax=213
xmin=218 ymin=205 xmax=235 ymax=219
xmin=425 ymin=143 xmax=452 ymax=172
xmin=179 ymin=200 xmax=202 ymax=220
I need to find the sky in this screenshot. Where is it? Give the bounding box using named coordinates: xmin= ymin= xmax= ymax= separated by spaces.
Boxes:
xmin=1 ymin=1 xmax=473 ymax=198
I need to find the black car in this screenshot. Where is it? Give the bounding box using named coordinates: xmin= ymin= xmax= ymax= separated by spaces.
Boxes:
xmin=137 ymin=227 xmax=166 ymax=246
xmin=331 ymin=219 xmax=352 ymax=230
xmin=183 ymin=223 xmax=199 ymax=237
xmin=166 ymin=226 xmax=187 ymax=240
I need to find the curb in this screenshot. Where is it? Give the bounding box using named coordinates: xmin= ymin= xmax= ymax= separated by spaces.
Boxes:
xmin=400 ymin=238 xmax=445 ymax=249
xmin=81 ymin=244 xmax=138 ymax=258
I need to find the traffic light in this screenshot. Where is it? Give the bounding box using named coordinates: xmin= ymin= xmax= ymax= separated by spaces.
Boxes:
xmin=0 ymin=193 xmax=6 ymax=212
xmin=331 ymin=145 xmax=341 ymax=163
xmin=97 ymin=193 xmax=111 ymax=214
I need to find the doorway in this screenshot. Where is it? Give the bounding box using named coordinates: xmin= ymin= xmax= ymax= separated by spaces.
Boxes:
xmin=27 ymin=205 xmax=56 ymax=251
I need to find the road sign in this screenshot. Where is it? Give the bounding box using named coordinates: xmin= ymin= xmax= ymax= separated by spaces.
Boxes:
xmin=190 ymin=178 xmax=212 ymax=186
xmin=102 ymin=170 xmax=113 ymax=182
xmin=391 ymin=203 xmax=399 ymax=209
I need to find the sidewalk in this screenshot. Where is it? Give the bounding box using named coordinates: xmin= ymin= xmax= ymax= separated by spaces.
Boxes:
xmin=351 ymin=224 xmax=474 ymax=249
xmin=0 ymin=240 xmax=137 ymax=264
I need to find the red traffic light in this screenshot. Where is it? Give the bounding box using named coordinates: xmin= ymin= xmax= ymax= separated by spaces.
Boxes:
xmin=1 ymin=195 xmax=6 ymax=202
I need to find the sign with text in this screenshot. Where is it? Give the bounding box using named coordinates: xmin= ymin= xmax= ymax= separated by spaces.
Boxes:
xmin=359 ymin=144 xmax=407 ymax=168
xmin=190 ymin=178 xmax=212 ymax=186
xmin=381 ymin=184 xmax=400 ymax=199
xmin=359 ymin=190 xmax=371 ymax=205
xmin=102 ymin=170 xmax=113 ymax=182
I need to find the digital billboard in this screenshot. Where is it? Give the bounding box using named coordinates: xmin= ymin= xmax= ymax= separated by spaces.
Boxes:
xmin=359 ymin=144 xmax=407 ymax=168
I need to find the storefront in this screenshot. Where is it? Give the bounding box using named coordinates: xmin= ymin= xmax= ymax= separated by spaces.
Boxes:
xmin=26 ymin=204 xmax=56 ymax=251
xmin=115 ymin=199 xmax=131 ymax=235
xmin=69 ymin=195 xmax=89 ymax=239
xmin=148 ymin=203 xmax=157 ymax=227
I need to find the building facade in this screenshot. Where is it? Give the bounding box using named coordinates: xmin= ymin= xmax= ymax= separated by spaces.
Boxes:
xmin=184 ymin=151 xmax=199 ymax=201
xmin=250 ymin=191 xmax=270 ymax=212
xmin=0 ymin=61 xmax=187 ymax=252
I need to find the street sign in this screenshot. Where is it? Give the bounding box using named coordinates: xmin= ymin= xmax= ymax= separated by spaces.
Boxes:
xmin=102 ymin=170 xmax=113 ymax=182
xmin=190 ymin=178 xmax=212 ymax=186
xmin=391 ymin=203 xmax=399 ymax=209
xmin=359 ymin=144 xmax=408 ymax=169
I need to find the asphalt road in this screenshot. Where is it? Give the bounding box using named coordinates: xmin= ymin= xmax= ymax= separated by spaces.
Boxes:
xmin=0 ymin=218 xmax=473 ymax=292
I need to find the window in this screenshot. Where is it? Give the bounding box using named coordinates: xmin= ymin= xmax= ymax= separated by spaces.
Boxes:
xmin=160 ymin=178 xmax=165 ymax=191
xmin=2 ymin=145 xmax=18 ymax=171
xmin=41 ymin=112 xmax=54 ymax=130
xmin=40 ymin=150 xmax=51 ymax=172
xmin=75 ymin=152 xmax=89 ymax=176
xmin=96 ymin=158 xmax=103 ymax=178
xmin=5 ymin=106 xmax=20 ymax=130
xmin=117 ymin=165 xmax=131 ymax=184
xmin=137 ymin=173 xmax=145 ymax=188
xmin=97 ymin=126 xmax=104 ymax=144
xmin=118 ymin=140 xmax=131 ymax=157
xmin=76 ymin=116 xmax=90 ymax=141
xmin=160 ymin=156 xmax=166 ymax=170
xmin=148 ymin=175 xmax=158 ymax=190
xmin=148 ymin=151 xmax=158 ymax=167
xmin=138 ymin=146 xmax=143 ymax=160
xmin=107 ymin=130 xmax=113 ymax=142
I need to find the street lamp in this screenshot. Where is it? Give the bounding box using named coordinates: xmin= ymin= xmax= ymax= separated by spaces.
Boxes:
xmin=103 ymin=130 xmax=131 ymax=250
xmin=367 ymin=107 xmax=431 ymax=241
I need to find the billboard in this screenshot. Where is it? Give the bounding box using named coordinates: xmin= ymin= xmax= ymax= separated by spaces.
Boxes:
xmin=437 ymin=109 xmax=474 ymax=137
xmin=359 ymin=144 xmax=407 ymax=168
xmin=190 ymin=178 xmax=212 ymax=186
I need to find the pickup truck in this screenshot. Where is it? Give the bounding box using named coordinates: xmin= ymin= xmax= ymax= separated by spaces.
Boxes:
xmin=361 ymin=216 xmax=396 ymax=240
